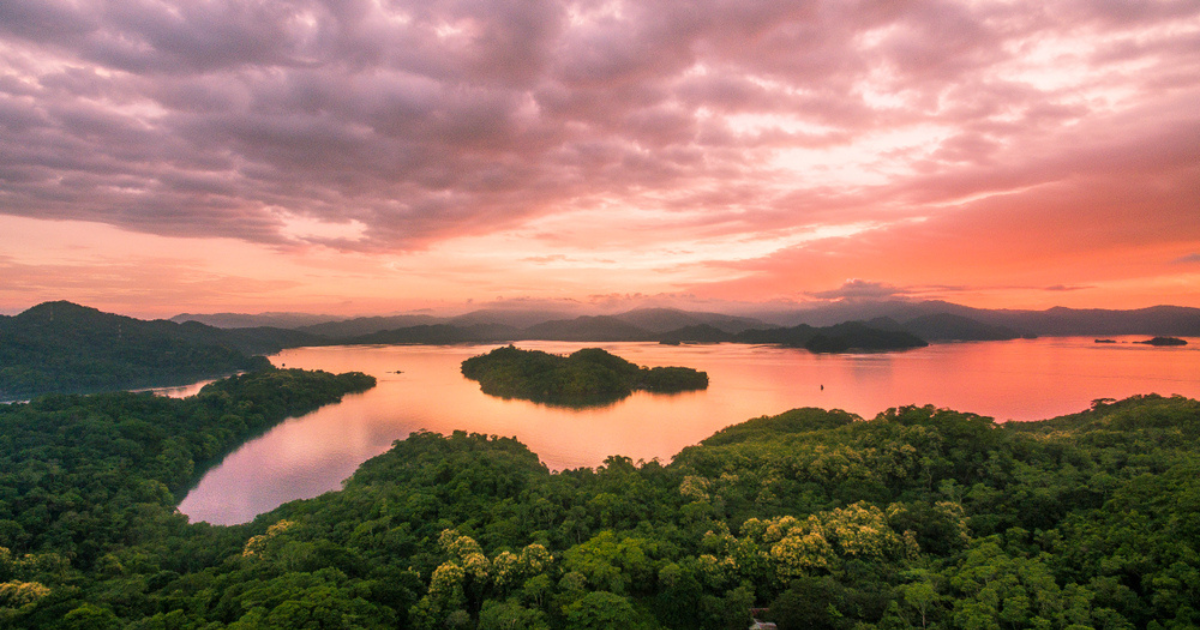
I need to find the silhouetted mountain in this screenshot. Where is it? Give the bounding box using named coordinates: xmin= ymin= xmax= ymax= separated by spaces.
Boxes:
xmin=901 ymin=313 xmax=1022 ymax=341
xmin=449 ymin=308 xmax=581 ymax=329
xmin=347 ymin=324 xmax=520 ymax=345
xmin=865 ymin=317 xmax=906 ymax=331
xmin=980 ymin=306 xmax=1200 ymax=337
xmin=299 ymin=314 xmax=447 ymax=337
xmin=657 ymin=324 xmax=738 ymax=344
xmin=612 ymin=308 xmax=772 ymax=334
xmin=770 ymin=300 xmax=1200 ymax=337
xmin=770 ymin=300 xmax=959 ymax=327
xmin=522 ymin=316 xmax=654 ymax=341
xmin=191 ymin=325 xmax=329 ymax=354
xmin=0 ymin=301 xmax=278 ymax=400
xmin=735 ymin=320 xmax=927 ymax=353
xmin=804 ymin=322 xmax=929 ymax=353
xmin=170 ymin=312 xmax=341 ymax=329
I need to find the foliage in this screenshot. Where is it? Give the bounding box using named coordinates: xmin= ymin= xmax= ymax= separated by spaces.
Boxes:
xmin=0 ymin=368 xmax=374 ymax=571
xmin=460 ymin=346 xmax=708 ymax=406
xmin=0 ymin=301 xmax=313 ymax=400
xmin=2 ymin=377 xmax=1200 ymax=629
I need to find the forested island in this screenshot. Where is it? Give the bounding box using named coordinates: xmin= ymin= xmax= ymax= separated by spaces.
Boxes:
xmin=461 ymin=346 xmax=709 ymax=406
xmin=1 ymin=378 xmax=1198 ymax=629
xmin=1135 ymin=337 xmax=1187 ymax=346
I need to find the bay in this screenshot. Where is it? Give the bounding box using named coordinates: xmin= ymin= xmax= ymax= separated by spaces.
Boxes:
xmin=178 ymin=337 xmax=1200 ymax=525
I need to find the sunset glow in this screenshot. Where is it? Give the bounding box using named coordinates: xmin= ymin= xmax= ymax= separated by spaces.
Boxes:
xmin=2 ymin=0 xmax=1198 ymax=317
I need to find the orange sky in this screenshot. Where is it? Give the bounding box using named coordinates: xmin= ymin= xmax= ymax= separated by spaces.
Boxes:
xmin=1 ymin=0 xmax=1198 ymax=318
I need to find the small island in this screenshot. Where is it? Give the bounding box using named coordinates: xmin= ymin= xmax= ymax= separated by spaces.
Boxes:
xmin=1135 ymin=336 xmax=1188 ymax=346
xmin=461 ymin=345 xmax=709 ymax=406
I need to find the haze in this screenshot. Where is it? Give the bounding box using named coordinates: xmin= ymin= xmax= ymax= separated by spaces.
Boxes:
xmin=2 ymin=0 xmax=1199 ymax=318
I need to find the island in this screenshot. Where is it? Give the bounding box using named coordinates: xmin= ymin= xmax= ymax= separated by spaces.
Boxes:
xmin=460 ymin=345 xmax=709 ymax=406
xmin=1135 ymin=336 xmax=1188 ymax=346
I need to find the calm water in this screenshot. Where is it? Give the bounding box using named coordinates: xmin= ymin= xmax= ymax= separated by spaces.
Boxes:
xmin=178 ymin=337 xmax=1200 ymax=525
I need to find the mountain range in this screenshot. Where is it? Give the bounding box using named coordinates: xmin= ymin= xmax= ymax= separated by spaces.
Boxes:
xmin=173 ymin=300 xmax=1200 ymax=339
xmin=6 ymin=300 xmax=1197 ymax=399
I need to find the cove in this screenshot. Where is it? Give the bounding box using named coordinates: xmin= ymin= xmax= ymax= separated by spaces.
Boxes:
xmin=178 ymin=337 xmax=1200 ymax=525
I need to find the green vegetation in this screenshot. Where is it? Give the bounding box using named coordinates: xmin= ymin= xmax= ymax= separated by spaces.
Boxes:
xmin=0 ymin=369 xmax=374 ymax=574
xmin=0 ymin=302 xmax=327 ymax=400
xmin=1 ymin=375 xmax=1199 ymax=629
xmin=460 ymin=346 xmax=709 ymax=406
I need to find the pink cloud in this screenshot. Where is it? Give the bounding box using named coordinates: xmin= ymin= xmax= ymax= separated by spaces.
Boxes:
xmin=0 ymin=0 xmax=1198 ymax=309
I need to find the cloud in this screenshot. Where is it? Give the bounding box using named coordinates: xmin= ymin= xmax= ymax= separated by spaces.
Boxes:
xmin=806 ymin=280 xmax=908 ymax=301
xmin=1043 ymin=284 xmax=1093 ymax=292
xmin=1174 ymin=253 xmax=1200 ymax=264
xmin=522 ymin=254 xmax=569 ymax=264
xmin=0 ymin=0 xmax=1197 ymax=310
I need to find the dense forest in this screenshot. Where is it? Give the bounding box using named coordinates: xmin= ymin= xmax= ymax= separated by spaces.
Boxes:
xmin=460 ymin=346 xmax=709 ymax=406
xmin=0 ymin=302 xmax=323 ymax=400
xmin=0 ymin=371 xmax=1197 ymax=628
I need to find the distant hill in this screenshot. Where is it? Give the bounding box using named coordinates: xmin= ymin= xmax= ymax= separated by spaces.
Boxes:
xmin=170 ymin=311 xmax=341 ymax=329
xmin=522 ymin=316 xmax=654 ymax=341
xmin=658 ymin=324 xmax=738 ymax=344
xmin=804 ymin=322 xmax=930 ymax=353
xmin=0 ymin=301 xmax=277 ymax=400
xmin=901 ymin=313 xmax=1023 ymax=341
xmin=345 ymin=323 xmax=520 ymax=345
xmin=194 ymin=325 xmax=329 ymax=354
xmin=449 ymin=308 xmax=581 ymax=329
xmin=611 ymin=308 xmax=773 ymax=334
xmin=735 ymin=321 xmax=928 ymax=352
xmin=299 ymin=314 xmax=446 ymax=338
xmin=771 ymin=300 xmax=1200 ymax=337
xmin=983 ymin=305 xmax=1200 ymax=337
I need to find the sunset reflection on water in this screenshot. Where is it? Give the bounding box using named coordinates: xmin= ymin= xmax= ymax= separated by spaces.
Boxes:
xmin=178 ymin=337 xmax=1200 ymax=524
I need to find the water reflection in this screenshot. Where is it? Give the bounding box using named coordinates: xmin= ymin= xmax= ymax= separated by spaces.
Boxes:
xmin=179 ymin=337 xmax=1200 ymax=525
xmin=134 ymin=379 xmax=216 ymax=399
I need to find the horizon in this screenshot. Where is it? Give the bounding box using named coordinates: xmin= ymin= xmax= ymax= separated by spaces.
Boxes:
xmin=4 ymin=295 xmax=1200 ymax=325
xmin=2 ymin=1 xmax=1199 ymax=317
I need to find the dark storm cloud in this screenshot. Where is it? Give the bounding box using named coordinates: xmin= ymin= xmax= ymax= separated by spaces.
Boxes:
xmin=1 ymin=0 xmax=1199 ymax=251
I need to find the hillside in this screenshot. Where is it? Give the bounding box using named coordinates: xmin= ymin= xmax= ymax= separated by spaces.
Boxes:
xmin=658 ymin=324 xmax=738 ymax=344
xmin=522 ymin=315 xmax=655 ymax=342
xmin=735 ymin=321 xmax=929 ymax=352
xmin=0 ymin=301 xmax=320 ymax=399
xmin=612 ymin=308 xmax=773 ymax=334
xmin=774 ymin=300 xmax=1200 ymax=337
xmin=171 ymin=311 xmax=341 ymax=329
xmin=901 ymin=312 xmax=1023 ymax=341
xmin=346 ymin=323 xmax=520 ymax=345
xmin=1 ymin=380 xmax=1198 ymax=629
xmin=299 ymin=314 xmax=447 ymax=338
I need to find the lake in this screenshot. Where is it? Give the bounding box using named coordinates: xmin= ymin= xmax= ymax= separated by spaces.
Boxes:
xmin=178 ymin=337 xmax=1200 ymax=525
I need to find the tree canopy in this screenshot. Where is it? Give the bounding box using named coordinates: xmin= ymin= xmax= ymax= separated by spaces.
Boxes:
xmin=460 ymin=346 xmax=709 ymax=406
xmin=1 ymin=376 xmax=1198 ymax=630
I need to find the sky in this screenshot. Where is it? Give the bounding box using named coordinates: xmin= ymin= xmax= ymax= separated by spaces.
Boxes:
xmin=1 ymin=0 xmax=1199 ymax=319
